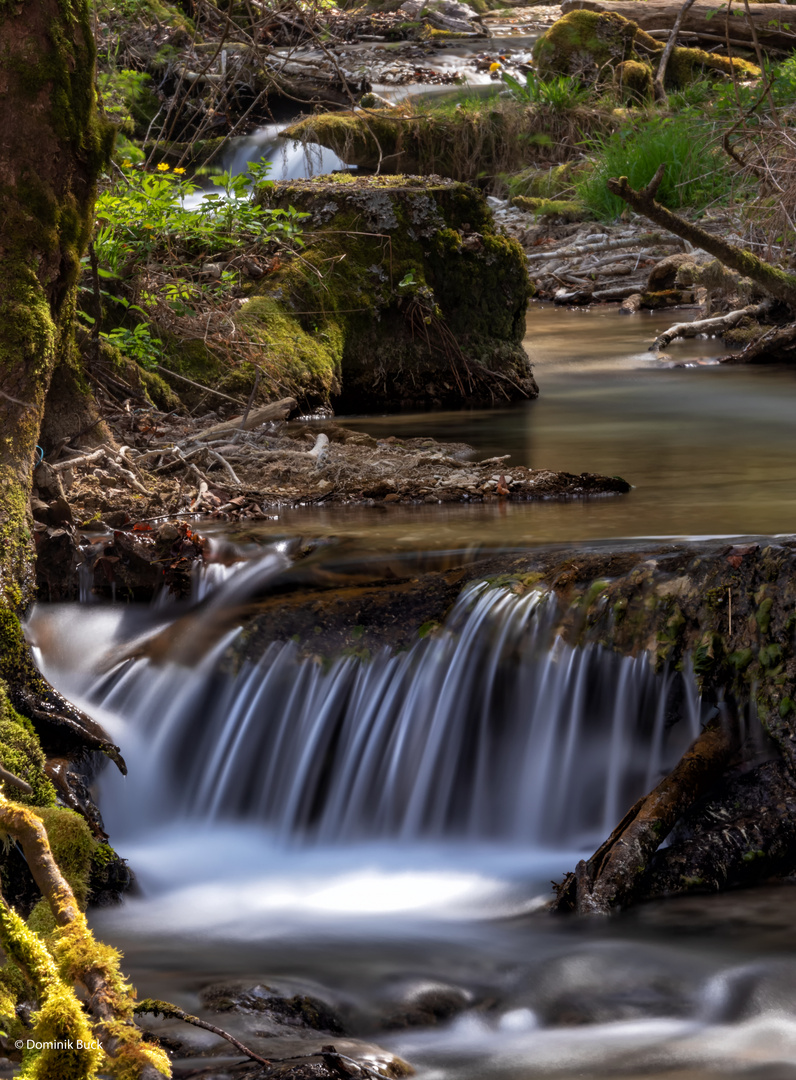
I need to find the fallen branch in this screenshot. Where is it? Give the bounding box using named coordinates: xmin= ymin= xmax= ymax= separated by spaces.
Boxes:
xmin=0 ymin=798 xmax=169 ymax=1079
xmin=135 ymin=999 xmax=270 ymax=1066
xmin=652 ymin=0 xmax=697 ymax=101
xmin=561 ymin=0 xmax=796 ymax=53
xmin=652 ymin=300 xmax=770 ymax=350
xmin=606 ymin=166 xmax=796 ymax=308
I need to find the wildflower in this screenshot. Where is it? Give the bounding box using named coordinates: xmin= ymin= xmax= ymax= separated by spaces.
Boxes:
xmin=174 ymin=167 xmax=186 ymax=174
xmin=489 ymin=61 xmax=501 ymax=72
xmin=156 ymin=162 xmax=170 ymax=171
xmin=122 ymin=159 xmax=132 ymax=167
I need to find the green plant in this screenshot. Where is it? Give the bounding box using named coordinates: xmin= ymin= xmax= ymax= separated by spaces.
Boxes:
xmin=94 ymin=159 xmax=307 ymax=275
xmin=501 ymin=69 xmax=590 ymax=109
xmin=577 ymin=115 xmax=737 ymax=220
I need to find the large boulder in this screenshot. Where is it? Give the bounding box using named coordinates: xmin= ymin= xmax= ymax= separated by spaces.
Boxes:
xmin=250 ymin=175 xmax=537 ymax=411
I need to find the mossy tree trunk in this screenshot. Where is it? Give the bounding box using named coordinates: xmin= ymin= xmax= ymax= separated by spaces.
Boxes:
xmin=0 ymin=0 xmax=112 ymax=692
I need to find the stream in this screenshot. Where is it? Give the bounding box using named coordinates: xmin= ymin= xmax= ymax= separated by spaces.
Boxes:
xmin=29 ymin=303 xmax=796 ymax=1079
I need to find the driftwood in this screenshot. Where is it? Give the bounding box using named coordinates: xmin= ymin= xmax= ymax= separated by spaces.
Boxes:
xmin=554 ymin=705 xmax=741 ymax=914
xmin=606 ymin=166 xmax=796 ymax=309
xmin=561 ymin=0 xmax=796 ymax=54
xmin=652 ymin=300 xmax=771 ymax=350
xmin=182 ymin=397 xmax=297 ymax=443
xmin=525 ymin=232 xmax=684 ymax=263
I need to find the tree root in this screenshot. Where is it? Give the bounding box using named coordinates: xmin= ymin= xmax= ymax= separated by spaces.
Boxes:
xmin=606 ymin=167 xmax=796 ymax=309
xmin=554 ymin=702 xmax=741 ymax=914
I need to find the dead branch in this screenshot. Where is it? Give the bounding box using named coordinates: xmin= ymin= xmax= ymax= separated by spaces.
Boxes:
xmin=181 ymin=397 xmax=297 ymax=443
xmin=606 ymin=166 xmax=796 ymax=308
xmin=652 ymin=0 xmax=697 ymax=101
xmin=135 ymin=999 xmax=270 ymax=1066
xmin=652 ymin=300 xmax=771 ymax=350
xmin=525 ymin=232 xmax=685 ymax=263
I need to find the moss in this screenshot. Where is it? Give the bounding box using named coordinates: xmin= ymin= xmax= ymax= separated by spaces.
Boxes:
xmin=727 ymin=648 xmax=754 ymax=671
xmin=534 ymin=10 xmax=760 ymax=86
xmin=756 ymin=596 xmax=774 ymax=634
xmin=510 ymin=196 xmax=589 ymax=221
xmin=613 ymin=59 xmax=653 ymax=102
xmin=283 ymin=100 xmax=613 ymax=180
xmin=0 ymin=687 xmax=56 ymax=808
xmin=759 ymin=643 xmax=783 ymax=669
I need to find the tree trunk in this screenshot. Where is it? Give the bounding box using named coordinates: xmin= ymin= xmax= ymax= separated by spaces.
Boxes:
xmin=561 ymin=0 xmax=796 ymax=53
xmin=0 ymin=0 xmax=112 ymax=686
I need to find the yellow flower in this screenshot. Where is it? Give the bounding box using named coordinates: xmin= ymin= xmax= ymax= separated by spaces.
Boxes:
xmin=173 ymin=167 xmax=186 ymax=174
xmin=156 ymin=162 xmax=170 ymax=171
xmin=122 ymin=159 xmax=132 ymax=167
xmin=489 ymin=61 xmax=502 ymax=72
xmin=143 ymin=224 xmax=154 ymax=229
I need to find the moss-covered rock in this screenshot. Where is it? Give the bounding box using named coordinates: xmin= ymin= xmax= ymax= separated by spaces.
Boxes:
xmin=533 ymin=10 xmax=760 ymax=86
xmin=613 ymin=58 xmax=653 ymax=102
xmin=250 ymin=175 xmax=537 ymax=410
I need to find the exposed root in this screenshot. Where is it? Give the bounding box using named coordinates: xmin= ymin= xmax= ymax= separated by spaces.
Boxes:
xmin=554 ymin=702 xmax=742 ymax=914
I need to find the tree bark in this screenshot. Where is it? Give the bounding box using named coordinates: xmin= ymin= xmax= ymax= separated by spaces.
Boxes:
xmin=606 ymin=166 xmax=796 ymax=309
xmin=561 ymin=0 xmax=796 ymax=54
xmin=0 ymin=0 xmax=116 ymax=720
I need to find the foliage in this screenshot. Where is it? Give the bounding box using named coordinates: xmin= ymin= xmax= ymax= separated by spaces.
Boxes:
xmin=501 ymin=69 xmax=590 ymax=110
xmin=87 ymin=160 xmax=308 ymax=368
xmin=577 ymin=114 xmax=737 ymax=220
xmin=94 ymin=160 xmax=305 ymax=273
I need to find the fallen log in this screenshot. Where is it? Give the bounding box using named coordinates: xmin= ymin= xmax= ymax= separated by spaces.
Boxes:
xmin=182 ymin=397 xmax=297 ymax=443
xmin=561 ymin=0 xmax=796 ymax=54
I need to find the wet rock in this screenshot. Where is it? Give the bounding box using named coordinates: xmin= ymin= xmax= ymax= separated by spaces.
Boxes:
xmin=200 ymin=984 xmax=347 ymax=1035
xmin=378 ymin=982 xmax=474 ymax=1030
xmin=527 ymin=945 xmax=700 ymax=1026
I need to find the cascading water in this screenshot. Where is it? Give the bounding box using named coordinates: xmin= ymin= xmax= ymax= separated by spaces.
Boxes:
xmin=35 ymin=557 xmax=704 ymax=857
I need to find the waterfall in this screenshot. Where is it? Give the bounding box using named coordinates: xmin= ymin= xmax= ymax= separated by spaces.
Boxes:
xmin=52 ymin=566 xmax=704 ymax=852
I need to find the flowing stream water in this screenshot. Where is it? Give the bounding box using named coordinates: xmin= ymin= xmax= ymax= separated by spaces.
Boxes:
xmin=31 ymin=305 xmax=796 ymax=1079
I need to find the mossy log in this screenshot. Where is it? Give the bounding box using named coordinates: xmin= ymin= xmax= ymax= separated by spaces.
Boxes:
xmin=562 ymin=0 xmax=796 ymax=54
xmin=533 ymin=9 xmax=761 ymax=84
xmin=607 ymin=166 xmax=796 ymax=309
xmin=251 ymin=175 xmax=537 ymax=410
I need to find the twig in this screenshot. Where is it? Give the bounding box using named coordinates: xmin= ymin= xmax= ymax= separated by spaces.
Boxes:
xmin=134 ymin=999 xmax=270 ymax=1067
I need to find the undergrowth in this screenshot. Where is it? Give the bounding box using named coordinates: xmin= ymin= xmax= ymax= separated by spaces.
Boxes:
xmin=577 ymin=114 xmax=738 ymax=220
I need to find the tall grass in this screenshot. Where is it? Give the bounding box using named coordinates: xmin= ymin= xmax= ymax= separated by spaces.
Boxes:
xmin=576 ymin=115 xmax=735 ymax=221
